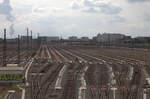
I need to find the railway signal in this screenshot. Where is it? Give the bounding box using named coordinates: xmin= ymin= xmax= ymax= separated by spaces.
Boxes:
xmin=3 ymin=29 xmax=7 ymax=67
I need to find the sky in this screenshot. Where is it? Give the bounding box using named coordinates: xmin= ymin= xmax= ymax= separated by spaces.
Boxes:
xmin=0 ymin=0 xmax=150 ymax=38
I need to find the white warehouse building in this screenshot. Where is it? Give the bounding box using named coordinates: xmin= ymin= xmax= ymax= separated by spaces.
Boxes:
xmin=96 ymin=33 xmax=126 ymax=42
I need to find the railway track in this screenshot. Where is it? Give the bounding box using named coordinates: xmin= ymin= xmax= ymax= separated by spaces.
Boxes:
xmin=27 ymin=45 xmax=66 ymax=99
xmin=62 ymin=65 xmax=77 ymax=99
xmin=58 ymin=46 xmax=147 ymax=99
xmin=24 ymin=45 xmax=150 ymax=99
xmin=55 ymin=48 xmax=111 ymax=99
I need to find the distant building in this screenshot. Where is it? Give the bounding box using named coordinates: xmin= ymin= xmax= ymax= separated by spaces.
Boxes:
xmin=92 ymin=36 xmax=97 ymax=41
xmin=21 ymin=36 xmax=32 ymax=43
xmin=80 ymin=37 xmax=89 ymax=41
xmin=135 ymin=37 xmax=150 ymax=43
xmin=46 ymin=37 xmax=59 ymax=41
xmin=38 ymin=36 xmax=47 ymax=42
xmin=69 ymin=36 xmax=78 ymax=41
xmin=7 ymin=39 xmax=17 ymax=44
xmin=96 ymin=33 xmax=126 ymax=42
xmin=119 ymin=36 xmax=132 ymax=44
xmin=38 ymin=36 xmax=59 ymax=42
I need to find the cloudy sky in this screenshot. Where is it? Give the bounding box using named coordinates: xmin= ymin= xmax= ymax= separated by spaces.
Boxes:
xmin=0 ymin=0 xmax=150 ymax=38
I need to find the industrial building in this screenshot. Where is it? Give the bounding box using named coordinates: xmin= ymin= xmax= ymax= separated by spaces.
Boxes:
xmin=96 ymin=33 xmax=127 ymax=42
xmin=80 ymin=37 xmax=89 ymax=41
xmin=69 ymin=36 xmax=78 ymax=41
xmin=135 ymin=37 xmax=150 ymax=43
xmin=38 ymin=36 xmax=59 ymax=42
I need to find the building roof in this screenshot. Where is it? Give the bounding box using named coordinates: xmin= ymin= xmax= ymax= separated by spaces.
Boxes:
xmin=0 ymin=66 xmax=24 ymax=71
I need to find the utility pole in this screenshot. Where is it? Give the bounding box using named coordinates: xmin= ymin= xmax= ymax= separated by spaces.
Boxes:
xmin=18 ymin=35 xmax=20 ymax=65
xmin=27 ymin=28 xmax=29 ymax=50
xmin=27 ymin=28 xmax=29 ymax=59
xmin=37 ymin=33 xmax=40 ymax=49
xmin=31 ymin=30 xmax=33 ymax=53
xmin=3 ymin=29 xmax=7 ymax=66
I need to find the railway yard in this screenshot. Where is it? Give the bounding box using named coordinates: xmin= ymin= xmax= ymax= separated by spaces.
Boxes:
xmin=1 ymin=44 xmax=150 ymax=99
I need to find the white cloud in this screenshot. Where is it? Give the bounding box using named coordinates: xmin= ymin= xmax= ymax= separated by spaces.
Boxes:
xmin=128 ymin=0 xmax=150 ymax=3
xmin=71 ymin=1 xmax=81 ymax=9
xmin=70 ymin=0 xmax=122 ymax=15
xmin=0 ymin=0 xmax=150 ymax=38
